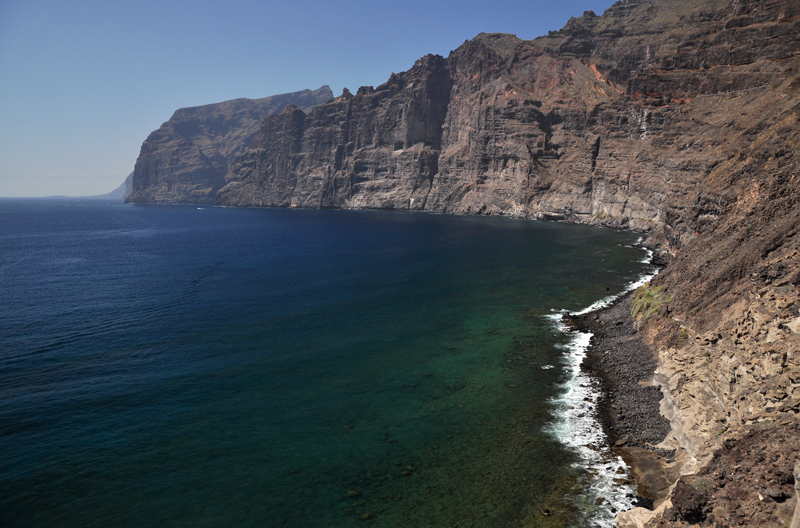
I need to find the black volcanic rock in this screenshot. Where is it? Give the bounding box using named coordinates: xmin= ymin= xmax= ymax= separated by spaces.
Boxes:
xmin=126 ymin=86 xmax=333 ymax=204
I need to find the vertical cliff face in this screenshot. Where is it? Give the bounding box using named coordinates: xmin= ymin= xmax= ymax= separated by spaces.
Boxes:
xmin=217 ymin=56 xmax=452 ymax=210
xmin=217 ymin=0 xmax=798 ymax=259
xmin=214 ymin=2 xmax=800 ymax=525
xmin=126 ymin=86 xmax=333 ymax=204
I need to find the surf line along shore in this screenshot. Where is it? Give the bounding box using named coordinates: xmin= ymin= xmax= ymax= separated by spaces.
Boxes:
xmin=563 ymin=290 xmax=678 ymax=511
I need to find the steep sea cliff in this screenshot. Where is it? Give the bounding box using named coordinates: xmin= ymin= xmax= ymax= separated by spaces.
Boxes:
xmin=126 ymin=86 xmax=333 ymax=205
xmin=128 ymin=0 xmax=800 ymax=525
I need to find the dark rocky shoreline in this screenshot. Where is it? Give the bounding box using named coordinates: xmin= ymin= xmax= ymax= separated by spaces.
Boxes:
xmin=566 ymin=292 xmax=670 ymax=450
xmin=565 ymin=291 xmax=676 ymax=507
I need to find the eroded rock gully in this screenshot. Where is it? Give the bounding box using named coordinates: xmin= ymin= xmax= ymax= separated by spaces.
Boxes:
xmin=133 ymin=0 xmax=800 ymax=525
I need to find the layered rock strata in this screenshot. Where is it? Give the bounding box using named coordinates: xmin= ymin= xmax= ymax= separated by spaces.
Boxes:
xmin=215 ymin=1 xmax=800 ymax=525
xmin=218 ymin=0 xmax=798 ymax=259
xmin=126 ymin=86 xmax=333 ymax=204
xmin=122 ymin=0 xmax=800 ymax=524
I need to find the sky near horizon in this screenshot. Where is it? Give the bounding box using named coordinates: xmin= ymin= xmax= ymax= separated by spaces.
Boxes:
xmin=0 ymin=0 xmax=615 ymax=197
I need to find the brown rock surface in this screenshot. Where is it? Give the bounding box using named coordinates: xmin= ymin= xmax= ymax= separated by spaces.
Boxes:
xmin=152 ymin=0 xmax=800 ymax=525
xmin=126 ymin=86 xmax=333 ymax=204
xmin=653 ymin=420 xmax=800 ymax=527
xmin=217 ymin=0 xmax=799 ymax=261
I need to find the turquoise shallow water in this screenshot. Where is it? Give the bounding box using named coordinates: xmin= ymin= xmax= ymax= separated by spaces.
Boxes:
xmin=0 ymin=200 xmax=651 ymax=527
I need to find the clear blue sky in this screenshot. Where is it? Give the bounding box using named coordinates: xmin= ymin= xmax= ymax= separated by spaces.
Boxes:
xmin=0 ymin=0 xmax=614 ymax=197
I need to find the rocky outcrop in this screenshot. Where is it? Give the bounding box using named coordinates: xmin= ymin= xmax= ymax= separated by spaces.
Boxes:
xmin=216 ymin=1 xmax=800 ymax=525
xmin=625 ymin=82 xmax=800 ymax=526
xmin=126 ymin=86 xmax=333 ymax=204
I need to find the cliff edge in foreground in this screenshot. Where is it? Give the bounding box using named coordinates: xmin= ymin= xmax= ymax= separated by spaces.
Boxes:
xmin=216 ymin=1 xmax=800 ymax=525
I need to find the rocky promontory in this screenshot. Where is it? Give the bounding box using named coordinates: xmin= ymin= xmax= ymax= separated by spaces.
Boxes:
xmin=126 ymin=86 xmax=333 ymax=204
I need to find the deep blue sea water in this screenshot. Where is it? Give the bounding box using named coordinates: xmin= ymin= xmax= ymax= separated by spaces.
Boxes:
xmin=0 ymin=200 xmax=653 ymax=527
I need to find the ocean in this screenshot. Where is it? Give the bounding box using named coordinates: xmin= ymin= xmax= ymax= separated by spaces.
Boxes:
xmin=0 ymin=199 xmax=655 ymax=527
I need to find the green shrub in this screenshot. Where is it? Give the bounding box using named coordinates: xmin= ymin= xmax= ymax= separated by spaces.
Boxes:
xmin=631 ymin=283 xmax=674 ymax=321
xmin=679 ymin=327 xmax=689 ymax=345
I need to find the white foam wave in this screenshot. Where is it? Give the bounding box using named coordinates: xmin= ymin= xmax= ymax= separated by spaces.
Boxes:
xmin=639 ymin=246 xmax=654 ymax=264
xmin=543 ymin=247 xmax=660 ymax=526
xmin=571 ymin=264 xmax=659 ymax=316
xmin=545 ymin=317 xmax=636 ymax=526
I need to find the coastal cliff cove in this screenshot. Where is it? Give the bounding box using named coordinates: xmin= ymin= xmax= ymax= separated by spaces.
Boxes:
xmin=2 ymin=0 xmax=799 ymax=526
xmin=125 ymin=0 xmax=800 ymax=522
xmin=1 ymin=201 xmax=654 ymax=527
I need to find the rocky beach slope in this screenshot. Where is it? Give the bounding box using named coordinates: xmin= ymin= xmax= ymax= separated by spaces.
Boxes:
xmin=128 ymin=0 xmax=800 ymax=525
xmin=566 ymin=294 xmax=676 ymax=506
xmin=570 ymin=282 xmax=800 ymax=527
